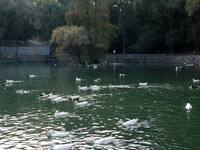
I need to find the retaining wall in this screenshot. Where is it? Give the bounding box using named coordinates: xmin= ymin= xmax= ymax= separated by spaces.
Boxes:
xmin=0 ymin=54 xmax=199 ymax=64
xmin=106 ymin=54 xmax=200 ymax=65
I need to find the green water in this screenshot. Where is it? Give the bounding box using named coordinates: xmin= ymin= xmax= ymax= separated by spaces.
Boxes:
xmin=0 ymin=62 xmax=200 ymax=149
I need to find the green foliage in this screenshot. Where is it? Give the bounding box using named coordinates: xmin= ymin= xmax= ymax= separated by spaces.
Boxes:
xmin=1 ymin=0 xmax=200 ymax=56
xmin=185 ymin=0 xmax=200 ymax=16
xmin=51 ymin=25 xmax=90 ymax=62
xmin=66 ymin=0 xmax=116 ymax=63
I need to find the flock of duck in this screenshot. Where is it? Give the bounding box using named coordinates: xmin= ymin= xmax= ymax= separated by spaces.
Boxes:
xmin=175 ymin=65 xmax=197 ymax=111
xmin=1 ymin=74 xmax=141 ymax=149
xmin=1 ymin=69 xmax=195 ymax=149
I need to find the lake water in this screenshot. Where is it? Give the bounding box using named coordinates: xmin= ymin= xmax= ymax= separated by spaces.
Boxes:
xmin=0 ymin=62 xmax=200 ymax=149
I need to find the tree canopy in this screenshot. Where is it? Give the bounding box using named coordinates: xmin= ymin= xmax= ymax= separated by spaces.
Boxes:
xmin=51 ymin=26 xmax=90 ymax=62
xmin=1 ymin=0 xmax=200 ymax=60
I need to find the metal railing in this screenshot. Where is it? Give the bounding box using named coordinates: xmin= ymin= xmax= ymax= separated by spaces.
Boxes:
xmin=0 ymin=40 xmax=50 ymax=47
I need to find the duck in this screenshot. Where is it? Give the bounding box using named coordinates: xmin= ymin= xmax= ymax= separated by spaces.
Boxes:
xmin=46 ymin=131 xmax=69 ymax=137
xmin=39 ymin=93 xmax=52 ymax=99
xmin=94 ymin=78 xmax=100 ymax=82
xmin=76 ymin=77 xmax=81 ymax=82
xmin=0 ymin=83 xmax=6 ymax=86
xmin=139 ymin=82 xmax=147 ymax=86
xmin=68 ymin=95 xmax=79 ymax=101
xmin=74 ymin=101 xmax=88 ymax=107
xmin=29 ymin=74 xmax=36 ymax=78
xmin=116 ymin=118 xmax=138 ymax=126
xmin=185 ymin=103 xmax=192 ymax=110
xmin=108 ymin=84 xmax=115 ymax=88
xmin=54 ymin=110 xmax=68 ymax=118
xmin=90 ymin=85 xmax=100 ymax=90
xmin=85 ymin=137 xmax=114 ymax=145
xmin=93 ymin=65 xmax=98 ymax=69
xmin=6 ymin=79 xmax=13 ymax=84
xmin=189 ymin=84 xmax=199 ymax=89
xmin=175 ymin=66 xmax=183 ymax=71
xmin=51 ymin=97 xmax=62 ymax=102
xmin=193 ymin=78 xmax=200 ymax=82
xmin=47 ymin=143 xmax=73 ymax=150
xmin=131 ymin=84 xmax=140 ymax=88
xmin=16 ymin=89 xmax=24 ymax=94
xmin=78 ymin=85 xmax=87 ymax=90
xmin=119 ymin=73 xmax=125 ymax=77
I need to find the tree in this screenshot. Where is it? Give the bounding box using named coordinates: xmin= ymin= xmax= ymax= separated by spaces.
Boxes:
xmin=185 ymin=0 xmax=200 ymax=16
xmin=34 ymin=0 xmax=66 ymax=41
xmin=51 ymin=26 xmax=90 ymax=63
xmin=66 ymin=0 xmax=116 ymax=63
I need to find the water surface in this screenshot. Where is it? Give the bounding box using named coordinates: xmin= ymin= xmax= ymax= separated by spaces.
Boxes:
xmin=0 ymin=63 xmax=200 ymax=149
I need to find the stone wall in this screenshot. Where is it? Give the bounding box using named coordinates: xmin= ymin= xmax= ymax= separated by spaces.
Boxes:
xmin=106 ymin=54 xmax=200 ymax=65
xmin=0 ymin=54 xmax=199 ymax=65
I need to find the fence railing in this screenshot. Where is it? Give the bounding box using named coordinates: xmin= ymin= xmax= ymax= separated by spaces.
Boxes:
xmin=0 ymin=40 xmax=50 ymax=47
xmin=0 ymin=40 xmax=50 ymax=56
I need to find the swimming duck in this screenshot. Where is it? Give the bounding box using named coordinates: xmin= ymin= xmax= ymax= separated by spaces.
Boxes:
xmin=116 ymin=118 xmax=138 ymax=126
xmin=108 ymin=84 xmax=115 ymax=88
xmin=185 ymin=103 xmax=192 ymax=110
xmin=29 ymin=74 xmax=36 ymax=78
xmin=85 ymin=137 xmax=114 ymax=145
xmin=16 ymin=89 xmax=24 ymax=94
xmin=47 ymin=143 xmax=73 ymax=150
xmin=189 ymin=84 xmax=199 ymax=89
xmin=74 ymin=101 xmax=88 ymax=107
xmin=131 ymin=84 xmax=140 ymax=88
xmin=51 ymin=97 xmax=62 ymax=102
xmin=139 ymin=82 xmax=147 ymax=86
xmin=54 ymin=110 xmax=68 ymax=118
xmin=119 ymin=73 xmax=125 ymax=77
xmin=46 ymin=131 xmax=69 ymax=137
xmin=6 ymin=79 xmax=13 ymax=84
xmin=68 ymin=95 xmax=79 ymax=101
xmin=193 ymin=78 xmax=200 ymax=82
xmin=76 ymin=77 xmax=81 ymax=82
xmin=39 ymin=93 xmax=52 ymax=99
xmin=93 ymin=65 xmax=98 ymax=69
xmin=0 ymin=83 xmax=6 ymax=86
xmin=94 ymin=78 xmax=100 ymax=82
xmin=90 ymin=85 xmax=100 ymax=90
xmin=78 ymin=85 xmax=87 ymax=90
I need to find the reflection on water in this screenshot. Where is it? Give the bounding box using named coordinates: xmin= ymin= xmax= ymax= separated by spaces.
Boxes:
xmin=0 ymin=63 xmax=200 ymax=149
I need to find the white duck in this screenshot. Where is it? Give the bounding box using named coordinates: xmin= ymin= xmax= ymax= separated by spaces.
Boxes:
xmin=193 ymin=78 xmax=200 ymax=82
xmin=54 ymin=110 xmax=68 ymax=118
xmin=90 ymin=85 xmax=100 ymax=90
xmin=68 ymin=95 xmax=79 ymax=101
xmin=16 ymin=89 xmax=24 ymax=94
xmin=6 ymin=79 xmax=13 ymax=84
xmin=185 ymin=103 xmax=192 ymax=110
xmin=39 ymin=93 xmax=52 ymax=99
xmin=76 ymin=77 xmax=81 ymax=82
xmin=85 ymin=137 xmax=114 ymax=145
xmin=78 ymin=85 xmax=87 ymax=90
xmin=139 ymin=82 xmax=147 ymax=86
xmin=116 ymin=118 xmax=138 ymax=126
xmin=51 ymin=97 xmax=62 ymax=102
xmin=94 ymin=78 xmax=100 ymax=82
xmin=119 ymin=73 xmax=125 ymax=77
xmin=108 ymin=84 xmax=115 ymax=88
xmin=47 ymin=143 xmax=73 ymax=150
xmin=46 ymin=131 xmax=69 ymax=137
xmin=29 ymin=74 xmax=36 ymax=78
xmin=74 ymin=101 xmax=88 ymax=107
